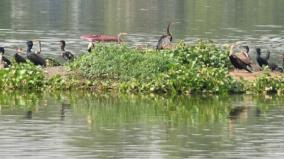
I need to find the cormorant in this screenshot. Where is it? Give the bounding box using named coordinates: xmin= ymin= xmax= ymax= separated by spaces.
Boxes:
xmin=256 ymin=48 xmax=269 ymax=67
xmin=0 ymin=47 xmax=11 ymax=68
xmin=156 ymin=22 xmax=173 ymax=50
xmin=26 ymin=41 xmax=46 ymax=67
xmin=14 ymin=48 xmax=27 ymax=63
xmin=229 ymin=44 xmax=252 ymax=73
xmin=60 ymin=40 xmax=74 ymax=61
xmin=255 ymin=48 xmax=283 ymax=71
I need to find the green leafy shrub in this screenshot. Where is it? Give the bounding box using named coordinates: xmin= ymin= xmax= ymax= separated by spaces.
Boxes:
xmin=69 ymin=41 xmax=236 ymax=94
xmin=168 ymin=40 xmax=230 ymax=68
xmin=0 ymin=63 xmax=45 ymax=90
xmin=253 ymin=72 xmax=284 ymax=94
xmin=70 ymin=44 xmax=173 ymax=81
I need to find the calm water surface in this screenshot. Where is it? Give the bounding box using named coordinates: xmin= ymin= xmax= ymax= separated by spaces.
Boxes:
xmin=0 ymin=91 xmax=284 ymax=158
xmin=0 ymin=0 xmax=284 ymax=62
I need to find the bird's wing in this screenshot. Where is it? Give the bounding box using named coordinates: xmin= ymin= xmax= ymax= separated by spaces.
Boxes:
xmin=157 ymin=36 xmax=171 ymax=48
xmin=236 ymin=53 xmax=251 ymax=65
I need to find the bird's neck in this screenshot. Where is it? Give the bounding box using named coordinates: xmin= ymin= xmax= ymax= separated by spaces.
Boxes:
xmin=166 ymin=23 xmax=172 ymax=36
xmin=27 ymin=48 xmax=32 ymax=53
xmin=61 ymin=45 xmax=65 ymax=51
xmin=256 ymin=52 xmax=261 ymax=57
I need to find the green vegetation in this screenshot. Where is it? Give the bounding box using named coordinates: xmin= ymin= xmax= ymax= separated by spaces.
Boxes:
xmin=70 ymin=41 xmax=241 ymax=94
xmin=1 ymin=41 xmax=284 ymax=95
xmin=0 ymin=63 xmax=45 ymax=90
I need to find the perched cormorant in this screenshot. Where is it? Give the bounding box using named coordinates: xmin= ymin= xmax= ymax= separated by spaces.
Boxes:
xmin=255 ymin=48 xmax=282 ymax=71
xmin=60 ymin=40 xmax=74 ymax=61
xmin=156 ymin=22 xmax=173 ymax=50
xmin=256 ymin=48 xmax=269 ymax=67
xmin=229 ymin=45 xmax=252 ymax=73
xmin=26 ymin=41 xmax=46 ymax=66
xmin=0 ymin=47 xmax=11 ymax=68
xmin=14 ymin=48 xmax=27 ymax=64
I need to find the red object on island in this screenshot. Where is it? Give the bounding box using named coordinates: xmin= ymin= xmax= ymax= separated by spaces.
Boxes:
xmin=80 ymin=33 xmax=128 ymax=42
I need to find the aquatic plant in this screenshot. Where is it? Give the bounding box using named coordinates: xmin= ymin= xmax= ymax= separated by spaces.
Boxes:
xmin=0 ymin=63 xmax=45 ymax=90
xmin=252 ymin=72 xmax=284 ymax=94
xmin=70 ymin=41 xmax=236 ymax=94
xmin=69 ymin=44 xmax=173 ymax=81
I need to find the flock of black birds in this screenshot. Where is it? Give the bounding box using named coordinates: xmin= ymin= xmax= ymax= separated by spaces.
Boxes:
xmin=229 ymin=44 xmax=284 ymax=73
xmin=0 ymin=40 xmax=74 ymax=68
xmin=0 ymin=22 xmax=282 ymax=73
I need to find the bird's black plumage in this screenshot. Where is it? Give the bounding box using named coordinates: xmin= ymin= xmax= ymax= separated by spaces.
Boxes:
xmin=256 ymin=48 xmax=269 ymax=67
xmin=0 ymin=47 xmax=11 ymax=68
xmin=229 ymin=54 xmax=252 ymax=73
xmin=14 ymin=53 xmax=27 ymax=63
xmin=156 ymin=22 xmax=173 ymax=50
xmin=229 ymin=45 xmax=252 ymax=73
xmin=14 ymin=48 xmax=27 ymax=64
xmin=60 ymin=40 xmax=74 ymax=61
xmin=26 ymin=41 xmax=46 ymax=66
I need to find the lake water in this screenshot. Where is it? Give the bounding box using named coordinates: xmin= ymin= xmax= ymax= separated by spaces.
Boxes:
xmin=1 ymin=1 xmax=284 ymax=158
xmin=0 ymin=0 xmax=284 ymax=62
xmin=0 ymin=91 xmax=284 ymax=158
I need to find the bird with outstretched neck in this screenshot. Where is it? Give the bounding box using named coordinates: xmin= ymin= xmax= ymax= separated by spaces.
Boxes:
xmin=229 ymin=44 xmax=252 ymax=73
xmin=26 ymin=40 xmax=46 ymax=67
xmin=0 ymin=47 xmax=12 ymax=68
xmin=60 ymin=40 xmax=74 ymax=61
xmin=156 ymin=22 xmax=173 ymax=51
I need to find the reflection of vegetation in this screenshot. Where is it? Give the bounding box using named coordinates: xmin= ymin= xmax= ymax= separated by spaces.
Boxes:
xmin=0 ymin=90 xmax=282 ymax=127
xmin=0 ymin=91 xmax=43 ymax=111
xmin=66 ymin=93 xmax=236 ymax=127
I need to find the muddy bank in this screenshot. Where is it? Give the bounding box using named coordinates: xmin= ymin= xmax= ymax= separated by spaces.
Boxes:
xmin=44 ymin=66 xmax=282 ymax=81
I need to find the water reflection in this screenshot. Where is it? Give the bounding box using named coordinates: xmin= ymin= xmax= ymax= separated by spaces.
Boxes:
xmin=0 ymin=91 xmax=284 ymax=158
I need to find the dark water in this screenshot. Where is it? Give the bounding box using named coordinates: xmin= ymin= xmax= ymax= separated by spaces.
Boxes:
xmin=0 ymin=0 xmax=284 ymax=62
xmin=0 ymin=91 xmax=284 ymax=158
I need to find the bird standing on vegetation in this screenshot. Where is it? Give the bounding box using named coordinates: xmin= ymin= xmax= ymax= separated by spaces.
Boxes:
xmin=255 ymin=48 xmax=282 ymax=71
xmin=156 ymin=22 xmax=173 ymax=50
xmin=60 ymin=40 xmax=74 ymax=61
xmin=229 ymin=44 xmax=252 ymax=73
xmin=256 ymin=48 xmax=269 ymax=67
xmin=26 ymin=40 xmax=46 ymax=66
xmin=0 ymin=47 xmax=11 ymax=68
xmin=14 ymin=48 xmax=27 ymax=64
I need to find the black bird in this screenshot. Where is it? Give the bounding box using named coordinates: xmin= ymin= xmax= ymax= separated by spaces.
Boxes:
xmin=229 ymin=45 xmax=252 ymax=73
xmin=156 ymin=22 xmax=173 ymax=50
xmin=256 ymin=48 xmax=269 ymax=67
xmin=14 ymin=48 xmax=27 ymax=64
xmin=255 ymin=48 xmax=283 ymax=71
xmin=60 ymin=40 xmax=74 ymax=61
xmin=26 ymin=41 xmax=46 ymax=66
xmin=0 ymin=47 xmax=12 ymax=68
